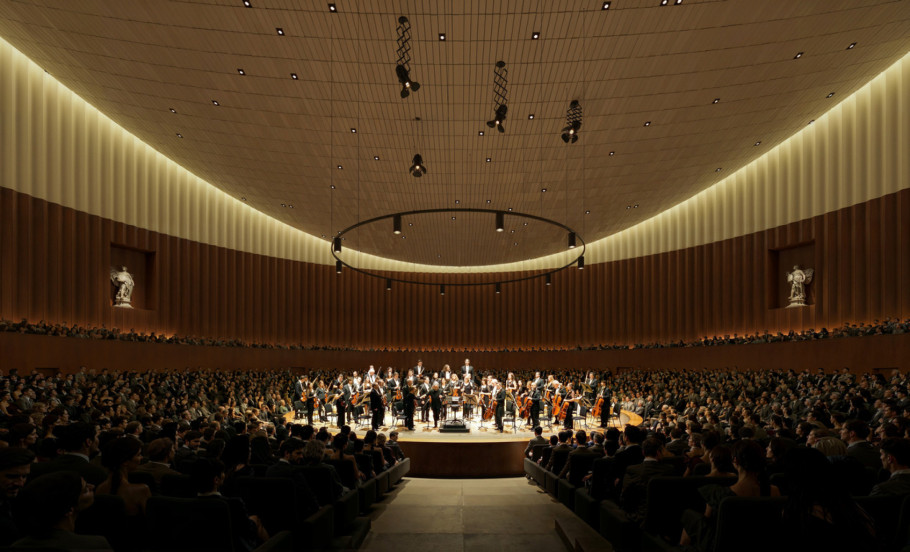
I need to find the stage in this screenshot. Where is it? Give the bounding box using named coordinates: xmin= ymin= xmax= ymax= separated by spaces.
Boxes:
xmin=319 ymin=410 xmax=643 ymax=478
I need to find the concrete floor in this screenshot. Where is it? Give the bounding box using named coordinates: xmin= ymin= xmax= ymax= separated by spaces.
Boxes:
xmin=359 ymin=477 xmax=573 ymax=552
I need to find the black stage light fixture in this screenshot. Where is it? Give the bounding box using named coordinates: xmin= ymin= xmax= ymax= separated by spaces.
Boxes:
xmin=396 ymin=17 xmax=420 ymax=98
xmin=561 ymin=100 xmax=583 ymax=143
xmin=386 ymin=279 xmax=392 ymax=291
xmin=545 ymin=273 xmax=552 ymax=286
xmin=568 ymin=231 xmax=577 ymax=249
xmin=409 ymin=154 xmax=426 ymax=177
xmin=440 ymin=284 xmax=445 ymax=295
xmin=495 ymin=211 xmax=505 ymax=232
xmin=577 ymin=255 xmax=585 ymax=270
xmin=495 ymin=283 xmax=502 ymax=294
xmin=396 ymin=64 xmax=420 ymax=98
xmin=336 ymin=260 xmax=343 ymax=273
xmin=486 ymin=104 xmax=508 ymax=133
xmin=393 ymin=214 xmax=402 ymax=234
xmin=333 ymin=237 xmax=342 ymax=253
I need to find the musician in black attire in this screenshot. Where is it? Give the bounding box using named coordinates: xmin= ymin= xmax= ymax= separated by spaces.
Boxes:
xmin=529 ymin=380 xmax=542 ymax=429
xmin=334 ymin=386 xmax=346 ymax=430
xmin=597 ymin=381 xmax=613 ymax=428
xmin=493 ymin=380 xmax=506 ymax=433
xmin=562 ymin=383 xmax=577 ymax=429
xmin=403 ymin=386 xmax=418 ymax=430
xmin=341 ymin=378 xmax=355 ymax=424
xmin=429 ymin=383 xmax=443 ymax=428
xmin=368 ymin=383 xmax=384 ymax=431
xmin=461 ymin=374 xmax=475 ymax=419
xmin=293 ymin=375 xmax=306 ymax=419
xmin=304 ymin=382 xmax=316 ymax=426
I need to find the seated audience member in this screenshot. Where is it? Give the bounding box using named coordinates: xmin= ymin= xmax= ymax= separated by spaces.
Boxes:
xmin=303 ymin=439 xmax=347 ymax=500
xmin=841 ymin=420 xmax=881 ymax=469
xmin=352 ymin=438 xmax=376 ymax=480
xmin=559 ymin=430 xmax=597 ymax=481
xmin=666 ymin=427 xmax=689 ymax=456
xmin=174 ymin=429 xmax=203 ymax=469
xmin=0 ymin=448 xmax=35 ymax=545
xmin=603 ymin=427 xmax=621 ymax=457
xmin=375 ymin=433 xmax=398 ymax=467
xmin=765 ymin=437 xmax=796 ymax=475
xmin=190 ymin=458 xmax=268 ymax=552
xmin=12 ymin=471 xmax=111 ymax=550
xmin=387 ymin=430 xmax=406 ymax=460
xmin=620 ymin=437 xmax=675 ymax=524
xmin=265 ymin=437 xmax=319 ymax=513
xmin=779 ymin=447 xmax=876 ymax=552
xmin=680 ymin=440 xmax=780 ymax=550
xmin=96 ymin=436 xmax=151 ymax=516
xmin=8 ymin=423 xmax=38 ymax=450
xmin=590 ymin=431 xmax=606 ymax=456
xmin=545 ymin=430 xmax=572 ymax=473
xmin=524 ymin=426 xmax=547 ymax=458
xmin=814 ymin=436 xmax=847 ymax=457
xmin=222 ymin=434 xmax=254 ymax=480
xmin=133 ymin=437 xmax=180 ymax=485
xmin=249 ymin=433 xmax=275 ymax=465
xmin=29 ymin=422 xmax=107 ymax=486
xmin=870 ymin=438 xmax=910 ymax=497
xmin=328 ymin=433 xmax=362 ymax=483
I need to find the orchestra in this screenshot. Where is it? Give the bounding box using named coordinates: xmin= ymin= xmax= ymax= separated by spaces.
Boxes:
xmin=289 ymin=363 xmax=619 ymax=433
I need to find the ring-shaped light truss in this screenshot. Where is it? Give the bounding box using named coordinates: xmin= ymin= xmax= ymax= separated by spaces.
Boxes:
xmin=330 ymin=208 xmax=586 ymax=288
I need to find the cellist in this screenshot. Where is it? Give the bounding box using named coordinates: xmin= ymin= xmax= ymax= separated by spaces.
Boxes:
xmin=597 ymin=380 xmax=613 ymax=428
xmin=493 ymin=379 xmax=506 ymax=433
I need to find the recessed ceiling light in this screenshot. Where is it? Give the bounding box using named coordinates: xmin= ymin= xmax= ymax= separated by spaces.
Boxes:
xmin=712 ymin=98 xmax=720 ymax=104
xmin=602 ymin=2 xmax=611 ymax=9
xmin=212 ymin=100 xmax=220 ymax=106
xmin=541 ymin=188 xmax=547 ymax=193
xmin=643 ymin=121 xmax=651 ymax=126
xmin=660 ymin=0 xmax=668 ymax=5
xmin=350 ymin=128 xmax=356 ymax=133
xmin=291 ymin=73 xmax=298 ymax=79
xmin=169 ymin=108 xmax=176 ymax=113
xmin=337 ymin=165 xmax=343 ymax=169
xmin=847 ymin=42 xmax=857 ymax=50
xmin=486 ymin=157 xmax=492 ymax=162
xmin=330 ymin=184 xmax=335 ymax=189
xmin=401 ymin=235 xmax=406 ymax=239
xmin=289 ymin=205 xmax=294 ymax=208
xmin=437 ymin=254 xmax=441 ymax=258
xmin=523 ymin=222 xmax=528 ymax=226
xmin=276 ymin=28 xmax=284 ymax=35
xmin=510 ymin=229 xmax=515 ymax=233
xmin=451 ymin=216 xmax=456 ymax=220
xmin=281 ymin=203 xmax=287 ymax=207
xmin=675 ymin=0 xmax=682 ymax=4
xmin=373 ymin=156 xmax=380 ymax=160
xmin=478 ymin=131 xmax=485 ymax=136
xmin=626 ymin=205 xmax=631 ymax=209
xmin=408 ymin=222 xmax=413 ymax=226
xmin=455 ymin=200 xmax=460 ymax=204
xmin=514 ymin=242 xmax=518 ymax=246
xmin=754 ymin=141 xmax=762 ymax=146
xmin=531 ymin=32 xmax=540 ymax=40
xmin=508 ymin=207 xmax=513 ymax=211
xmin=243 ymin=0 xmax=251 ymax=7
xmin=241 ymin=197 xmax=247 ymax=201
xmin=715 ymin=168 xmax=722 ymax=172
xmin=826 ymin=92 xmax=835 ymax=98
xmin=585 ymin=210 xmax=590 ymax=214
xmin=328 ymin=3 xmax=336 ymax=12
xmin=237 ymin=69 xmax=246 ymax=75
xmin=794 ymin=52 xmax=803 ymax=59
xmin=609 ymin=151 xmax=615 ymax=156
xmin=528 ymin=114 xmax=535 ymax=119
xmin=439 ymin=33 xmax=446 ymax=41
xmin=176 ymin=133 xmax=183 ymax=138
xmin=322 ymin=234 xmax=326 ymax=238
xmin=633 ymin=204 xmax=639 ymax=208
xmin=486 ymin=199 xmax=491 ymax=204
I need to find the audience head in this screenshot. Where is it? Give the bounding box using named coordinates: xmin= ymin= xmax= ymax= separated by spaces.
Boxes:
xmin=766 ymin=437 xmax=796 ymax=464
xmin=222 ymin=435 xmax=251 ymax=469
xmin=16 ymin=471 xmax=94 ymax=535
xmin=840 ymin=419 xmax=870 ymax=443
xmin=709 ymin=445 xmax=735 ymax=474
xmin=190 ymin=458 xmax=226 ymax=494
xmin=641 ymin=437 xmax=665 ymax=459
xmin=534 ymin=426 xmax=543 ymax=436
xmin=279 ymin=437 xmax=306 ymax=463
xmin=879 ymin=438 xmax=910 ymax=472
xmin=814 ymin=436 xmax=847 ymax=457
xmin=732 ymin=439 xmax=766 ymax=474
xmin=146 ymin=437 xmax=175 ymax=463
xmin=0 ymin=447 xmax=35 ymax=499
xmin=303 ymin=439 xmax=326 ymax=464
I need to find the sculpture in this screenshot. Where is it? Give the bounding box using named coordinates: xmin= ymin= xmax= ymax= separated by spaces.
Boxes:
xmin=786 ymin=265 xmax=814 ymax=308
xmin=110 ymin=266 xmax=135 ymax=308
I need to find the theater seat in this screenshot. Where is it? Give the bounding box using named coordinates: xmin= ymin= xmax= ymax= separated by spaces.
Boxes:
xmin=145 ymin=496 xmax=234 ymax=552
xmin=712 ymin=496 xmax=786 ymax=552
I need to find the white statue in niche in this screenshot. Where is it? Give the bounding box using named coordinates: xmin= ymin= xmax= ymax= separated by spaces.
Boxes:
xmin=110 ymin=266 xmax=135 ymax=308
xmin=786 ymin=265 xmax=814 ymax=308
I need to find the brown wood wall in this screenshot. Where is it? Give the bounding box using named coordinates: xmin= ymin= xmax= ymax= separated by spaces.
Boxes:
xmin=1 ymin=186 xmax=909 ymax=350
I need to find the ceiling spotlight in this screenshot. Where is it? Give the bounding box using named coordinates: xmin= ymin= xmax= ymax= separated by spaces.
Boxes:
xmin=847 ymin=42 xmax=857 ymax=49
xmin=715 ymin=167 xmax=722 ymax=172
xmin=440 ymin=285 xmax=445 ymax=296
xmin=337 ymin=165 xmax=343 ymax=169
xmin=585 ymin=210 xmax=590 ymax=214
xmin=508 ymin=207 xmax=513 ymax=211
xmin=328 ymin=3 xmax=336 ymax=12
xmin=487 ymin=104 xmax=508 ymax=133
xmin=451 ymin=216 xmax=456 ymax=220
xmin=176 ymin=133 xmax=183 ymax=138
xmin=212 ymin=100 xmax=220 ymax=106
xmin=794 ymin=52 xmax=803 ymax=59
xmin=561 ymin=100 xmax=582 ymax=143
xmin=578 ymin=256 xmax=585 ymax=270
xmin=826 ymin=92 xmax=835 ymax=98
xmin=243 ymin=0 xmax=251 ymax=7
xmin=374 ymin=156 xmax=380 ymax=160
xmin=495 ymin=212 xmax=504 ymax=232
xmin=241 ymin=197 xmax=247 ymax=201
xmin=531 ymin=32 xmax=540 ymax=40
xmin=486 ymin=157 xmax=492 ymax=162
xmin=675 ymin=0 xmax=682 ymax=4
xmin=528 ymin=114 xmax=535 ymax=119
xmin=808 ymin=119 xmax=815 ymax=125
xmin=633 ymin=204 xmax=639 ymax=208
xmin=643 ymin=121 xmax=651 ymax=126
xmin=754 ymin=141 xmax=762 ymax=146
xmin=568 ymin=232 xmax=577 ymax=249
xmin=409 ymin=154 xmax=426 ymax=177
xmin=386 ymin=279 xmax=392 ymax=291
xmin=333 ymin=237 xmax=342 ymax=253
xmin=393 ymin=214 xmax=402 ymax=234
xmin=439 ymin=33 xmax=446 ymax=41
xmin=495 ymin=283 xmax=502 ymax=294
xmin=541 ymin=188 xmax=547 ymax=193
xmin=350 ymin=128 xmax=356 ymax=133
xmin=660 ymin=0 xmax=668 ymax=5
xmin=330 ymin=184 xmax=336 ymax=189
xmin=237 ymin=69 xmax=246 ymax=75
xmin=609 ymin=151 xmax=615 ymax=156
xmin=602 ymin=2 xmax=611 ymax=9
xmin=276 ymin=28 xmax=284 ymax=36
xmin=455 ymin=200 xmax=460 ymax=204
xmin=545 ymin=273 xmax=552 ymax=286
xmin=712 ymin=98 xmax=720 ymax=104
xmin=486 ymin=199 xmax=491 ymax=204
xmin=336 ymin=260 xmax=342 ymax=274
xmin=169 ymin=108 xmax=177 ymax=113
xmin=291 ymin=73 xmax=298 ymax=79
xmin=396 ymin=64 xmax=420 ymax=98
xmin=478 ymin=131 xmax=485 ymax=136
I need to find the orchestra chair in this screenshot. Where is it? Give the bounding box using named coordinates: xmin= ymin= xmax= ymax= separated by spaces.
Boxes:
xmin=392 ymin=413 xmax=409 ymax=429
xmin=610 ymin=404 xmax=623 ymax=428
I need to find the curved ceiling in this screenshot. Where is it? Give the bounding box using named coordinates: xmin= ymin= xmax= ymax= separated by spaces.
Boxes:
xmin=1 ymin=0 xmax=909 ymax=266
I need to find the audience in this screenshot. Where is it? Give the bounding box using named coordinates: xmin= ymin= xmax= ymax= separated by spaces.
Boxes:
xmin=0 ymin=448 xmax=34 ymax=545
xmin=96 ymin=437 xmax=150 ymax=516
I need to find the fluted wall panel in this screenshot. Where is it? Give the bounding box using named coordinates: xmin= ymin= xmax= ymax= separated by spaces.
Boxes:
xmin=1 ymin=36 xmax=909 ymax=273
xmin=1 ymin=186 xmax=908 ymax=349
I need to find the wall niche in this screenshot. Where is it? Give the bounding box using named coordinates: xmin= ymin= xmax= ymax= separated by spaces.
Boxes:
xmin=767 ymin=241 xmax=816 ymax=309
xmin=109 ymin=244 xmax=155 ymax=311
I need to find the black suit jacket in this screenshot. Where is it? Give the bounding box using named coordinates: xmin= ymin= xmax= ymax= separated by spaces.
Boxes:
xmin=846 ymin=441 xmax=881 ymax=470
xmin=620 ymin=460 xmax=676 ymax=522
xmin=29 ymin=453 xmax=108 ymax=486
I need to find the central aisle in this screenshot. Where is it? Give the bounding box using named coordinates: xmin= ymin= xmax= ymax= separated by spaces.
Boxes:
xmin=360 ymin=477 xmax=573 ymax=552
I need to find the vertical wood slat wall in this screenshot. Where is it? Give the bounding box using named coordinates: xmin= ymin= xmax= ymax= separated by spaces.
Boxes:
xmin=1 ymin=186 xmax=908 ymax=350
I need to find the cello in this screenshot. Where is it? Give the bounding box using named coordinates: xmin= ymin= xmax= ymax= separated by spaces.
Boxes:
xmin=592 ymin=396 xmax=604 ymax=418
xmin=483 ymin=392 xmax=497 ymax=420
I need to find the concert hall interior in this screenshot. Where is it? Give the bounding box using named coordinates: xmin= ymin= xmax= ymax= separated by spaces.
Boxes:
xmin=2 ymin=2 xmax=910 ymax=552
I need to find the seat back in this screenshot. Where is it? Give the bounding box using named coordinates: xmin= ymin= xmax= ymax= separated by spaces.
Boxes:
xmin=145 ymin=496 xmax=234 ymax=552
xmin=531 ymin=445 xmax=547 ymax=463
xmin=855 ymin=494 xmax=904 ymax=549
xmin=566 ymin=453 xmax=597 ymax=488
xmin=297 ymin=465 xmax=336 ymax=506
xmin=231 ymin=476 xmax=303 ymax=536
xmin=713 ymin=496 xmax=786 ymax=552
xmin=159 ymin=473 xmax=195 ymax=498
xmin=325 ymin=458 xmax=359 ymax=489
xmin=128 ymin=470 xmax=158 ymax=493
xmin=549 ymin=448 xmax=570 ymax=476
xmin=643 ymin=476 xmax=736 ymax=537
xmin=74 ymin=493 xmax=128 ymax=550
xmin=590 ymin=456 xmax=618 ymax=500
